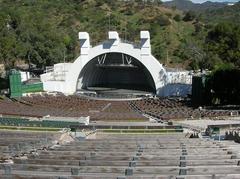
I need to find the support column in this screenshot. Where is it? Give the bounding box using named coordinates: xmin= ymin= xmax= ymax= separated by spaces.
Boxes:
xmin=79 ymin=32 xmax=90 ymax=55
xmin=140 ymin=31 xmax=151 ymax=56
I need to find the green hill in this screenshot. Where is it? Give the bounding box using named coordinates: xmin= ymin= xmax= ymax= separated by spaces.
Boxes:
xmin=0 ymin=0 xmax=199 ymax=69
xmin=200 ymin=2 xmax=240 ymax=24
xmin=0 ymin=0 xmax=239 ymax=71
xmin=163 ymin=0 xmax=228 ymax=12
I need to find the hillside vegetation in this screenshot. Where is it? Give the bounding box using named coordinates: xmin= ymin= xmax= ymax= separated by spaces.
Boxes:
xmin=163 ymin=0 xmax=228 ymax=12
xmin=0 ymin=0 xmax=201 ymax=69
xmin=0 ymin=0 xmax=239 ymax=71
xmin=200 ymin=2 xmax=240 ymax=24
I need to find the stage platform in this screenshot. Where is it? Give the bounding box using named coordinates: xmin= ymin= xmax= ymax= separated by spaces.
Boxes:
xmin=76 ymin=87 xmax=154 ymax=100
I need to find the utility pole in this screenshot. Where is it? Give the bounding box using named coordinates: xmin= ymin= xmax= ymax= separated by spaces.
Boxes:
xmin=124 ymin=15 xmax=127 ymax=41
xmin=108 ymin=9 xmax=111 ymax=32
xmin=166 ymin=49 xmax=169 ymax=65
xmin=63 ymin=49 xmax=66 ymax=64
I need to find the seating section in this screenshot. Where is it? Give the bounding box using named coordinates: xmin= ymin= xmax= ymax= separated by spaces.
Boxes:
xmin=131 ymin=98 xmax=234 ymax=120
xmin=0 ymin=95 xmax=146 ymax=121
xmin=1 ymin=133 xmax=240 ymax=178
xmin=0 ymin=131 xmax=60 ymax=159
xmin=0 ymin=95 xmax=238 ymax=122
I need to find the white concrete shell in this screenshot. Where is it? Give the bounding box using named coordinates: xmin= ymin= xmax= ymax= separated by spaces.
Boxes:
xmin=66 ymin=31 xmax=167 ymax=95
xmin=41 ymin=31 xmax=169 ymax=96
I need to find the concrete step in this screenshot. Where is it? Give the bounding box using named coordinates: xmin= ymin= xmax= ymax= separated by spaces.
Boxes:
xmin=13 ymin=158 xmax=240 ymax=167
xmin=2 ymin=164 xmax=240 ymax=175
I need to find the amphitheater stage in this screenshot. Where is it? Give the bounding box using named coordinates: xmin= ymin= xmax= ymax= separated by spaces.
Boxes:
xmin=77 ymin=87 xmax=154 ymax=99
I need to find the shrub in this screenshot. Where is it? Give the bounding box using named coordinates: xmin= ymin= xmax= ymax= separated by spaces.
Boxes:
xmin=173 ymin=14 xmax=181 ymax=22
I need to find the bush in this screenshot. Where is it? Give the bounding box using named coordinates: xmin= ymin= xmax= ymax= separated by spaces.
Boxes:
xmin=206 ymin=22 xmax=240 ymax=68
xmin=173 ymin=14 xmax=181 ymax=22
xmin=157 ymin=15 xmax=171 ymax=26
xmin=183 ymin=11 xmax=196 ymax=21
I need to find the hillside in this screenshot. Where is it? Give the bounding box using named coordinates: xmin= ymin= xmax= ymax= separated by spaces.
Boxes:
xmin=0 ymin=0 xmax=239 ymax=71
xmin=200 ymin=2 xmax=240 ymax=24
xmin=163 ymin=0 xmax=229 ymax=12
xmin=0 ymin=0 xmax=198 ymax=69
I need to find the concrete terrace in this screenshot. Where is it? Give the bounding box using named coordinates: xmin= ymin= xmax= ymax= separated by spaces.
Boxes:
xmin=0 ymin=131 xmax=240 ymax=179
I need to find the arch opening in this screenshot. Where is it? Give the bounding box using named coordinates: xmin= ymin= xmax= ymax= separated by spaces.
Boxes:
xmin=77 ymin=53 xmax=156 ymax=94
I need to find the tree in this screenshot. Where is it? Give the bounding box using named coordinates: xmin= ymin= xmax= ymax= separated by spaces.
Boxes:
xmin=173 ymin=14 xmax=181 ymax=22
xmin=183 ymin=11 xmax=196 ymax=22
xmin=153 ymin=0 xmax=163 ymax=5
xmin=157 ymin=15 xmax=171 ymax=26
xmin=204 ymin=67 xmax=240 ymax=105
xmin=0 ymin=28 xmax=17 ymax=67
xmin=205 ymin=22 xmax=240 ymax=68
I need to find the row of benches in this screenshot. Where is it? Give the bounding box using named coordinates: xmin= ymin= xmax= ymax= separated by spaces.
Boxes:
xmin=1 ymin=132 xmax=240 ymax=178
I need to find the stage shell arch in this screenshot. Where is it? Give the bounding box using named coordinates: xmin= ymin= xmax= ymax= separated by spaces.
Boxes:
xmin=40 ymin=31 xmax=173 ymax=96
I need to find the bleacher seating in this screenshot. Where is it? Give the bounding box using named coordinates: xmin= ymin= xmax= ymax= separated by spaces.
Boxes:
xmin=0 ymin=95 xmax=147 ymax=121
xmin=1 ymin=133 xmax=240 ymax=178
xmin=0 ymin=131 xmax=60 ymax=160
xmin=0 ymin=95 xmax=238 ymax=122
xmin=131 ymin=98 xmax=236 ymax=120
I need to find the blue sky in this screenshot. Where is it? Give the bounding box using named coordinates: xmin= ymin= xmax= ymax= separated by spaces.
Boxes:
xmin=162 ymin=0 xmax=239 ymax=3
